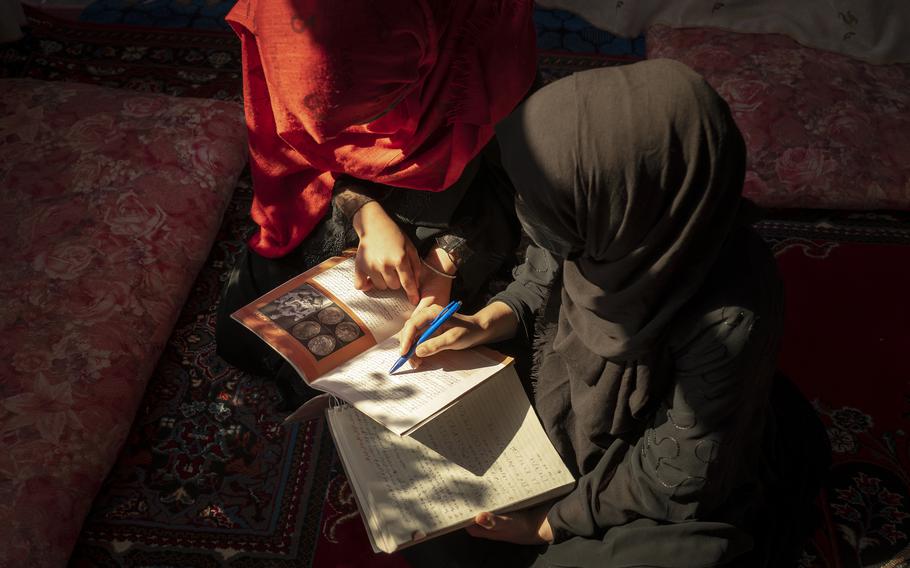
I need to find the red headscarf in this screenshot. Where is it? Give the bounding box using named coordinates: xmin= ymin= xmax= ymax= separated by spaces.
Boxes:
xmin=226 ymin=0 xmax=537 ymax=258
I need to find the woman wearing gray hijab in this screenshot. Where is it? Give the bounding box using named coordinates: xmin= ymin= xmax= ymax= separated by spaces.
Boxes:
xmin=398 ymin=59 xmax=829 ymax=567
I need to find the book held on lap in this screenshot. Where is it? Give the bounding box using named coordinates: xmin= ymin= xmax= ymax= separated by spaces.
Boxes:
xmin=328 ymin=364 xmax=575 ymax=553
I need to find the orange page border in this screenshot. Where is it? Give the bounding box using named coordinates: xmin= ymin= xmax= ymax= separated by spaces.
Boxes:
xmin=231 ymin=252 xmax=378 ymax=384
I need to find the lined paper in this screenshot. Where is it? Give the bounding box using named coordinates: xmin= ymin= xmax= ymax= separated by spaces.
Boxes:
xmin=328 ymin=366 xmax=575 ymax=552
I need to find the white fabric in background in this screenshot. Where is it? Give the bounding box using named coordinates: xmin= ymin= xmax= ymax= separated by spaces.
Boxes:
xmin=536 ymin=0 xmax=910 ymax=64
xmin=0 ymin=0 xmax=26 ymax=43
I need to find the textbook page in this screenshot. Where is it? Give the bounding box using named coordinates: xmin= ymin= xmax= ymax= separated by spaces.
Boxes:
xmin=231 ymin=253 xmax=413 ymax=382
xmin=308 ymin=257 xmax=412 ymax=341
xmin=314 ymin=337 xmax=508 ymax=436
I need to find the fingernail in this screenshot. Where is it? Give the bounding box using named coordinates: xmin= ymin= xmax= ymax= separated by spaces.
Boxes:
xmin=415 ymin=346 xmax=427 ymax=357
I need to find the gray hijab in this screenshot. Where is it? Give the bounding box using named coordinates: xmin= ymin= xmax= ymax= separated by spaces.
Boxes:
xmin=496 ymin=59 xmax=746 ymax=437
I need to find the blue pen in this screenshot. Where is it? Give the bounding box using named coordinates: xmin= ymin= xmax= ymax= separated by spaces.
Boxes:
xmin=389 ymin=300 xmax=462 ymax=374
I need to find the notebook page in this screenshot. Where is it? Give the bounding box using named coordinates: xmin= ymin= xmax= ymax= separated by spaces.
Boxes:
xmin=327 ymin=366 xmax=575 ymax=553
xmin=314 ymin=337 xmax=507 ymax=435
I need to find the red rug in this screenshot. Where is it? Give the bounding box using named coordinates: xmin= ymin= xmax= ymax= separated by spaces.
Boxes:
xmin=770 ymin=238 xmax=910 ymax=568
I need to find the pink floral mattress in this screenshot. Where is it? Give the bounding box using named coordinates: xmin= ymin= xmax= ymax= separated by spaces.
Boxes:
xmin=647 ymin=25 xmax=910 ymax=210
xmin=0 ymin=79 xmax=247 ymax=565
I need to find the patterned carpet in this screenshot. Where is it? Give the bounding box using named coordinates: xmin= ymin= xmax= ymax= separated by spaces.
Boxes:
xmin=763 ymin=228 xmax=910 ymax=568
xmin=69 ymin=173 xmax=338 ymax=566
xmin=81 ymin=0 xmax=234 ymax=31
xmin=76 ymin=0 xmax=646 ymax=57
xmin=1 ymin=8 xmax=242 ymax=101
xmin=755 ymin=213 xmax=910 ymax=568
xmin=4 ymin=7 xmax=910 ymax=567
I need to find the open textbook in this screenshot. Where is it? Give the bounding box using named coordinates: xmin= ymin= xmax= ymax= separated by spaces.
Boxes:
xmin=328 ymin=364 xmax=575 ymax=553
xmin=231 ymin=252 xmax=510 ymax=436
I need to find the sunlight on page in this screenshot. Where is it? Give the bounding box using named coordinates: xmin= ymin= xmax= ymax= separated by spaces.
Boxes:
xmin=310 ymin=258 xmax=413 ymax=340
xmin=327 ymin=367 xmax=575 ymax=553
xmin=314 ymin=337 xmax=507 ymax=436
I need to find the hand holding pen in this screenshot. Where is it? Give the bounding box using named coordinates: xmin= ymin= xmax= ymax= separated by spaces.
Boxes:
xmin=390 ymin=300 xmax=462 ymax=373
xmin=395 ymin=300 xmax=522 ymax=370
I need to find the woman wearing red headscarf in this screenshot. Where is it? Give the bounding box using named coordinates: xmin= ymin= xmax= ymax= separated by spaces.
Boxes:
xmin=215 ymin=0 xmax=538 ymax=404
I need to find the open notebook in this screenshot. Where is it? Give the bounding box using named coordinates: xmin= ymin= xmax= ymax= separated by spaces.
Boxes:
xmin=328 ymin=364 xmax=575 ymax=553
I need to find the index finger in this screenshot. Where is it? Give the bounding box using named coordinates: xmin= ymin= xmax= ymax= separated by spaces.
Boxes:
xmin=399 ymin=306 xmax=442 ymax=356
xmin=398 ymin=247 xmax=420 ymax=305
xmin=353 ymin=252 xmax=373 ymax=291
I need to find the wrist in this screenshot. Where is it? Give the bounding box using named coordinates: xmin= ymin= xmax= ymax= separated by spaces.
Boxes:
xmin=475 ymin=301 xmax=518 ymax=342
xmin=352 ymin=201 xmax=386 ymax=238
xmin=424 ymin=246 xmax=457 ymax=277
xmin=434 ymin=234 xmax=469 ymax=269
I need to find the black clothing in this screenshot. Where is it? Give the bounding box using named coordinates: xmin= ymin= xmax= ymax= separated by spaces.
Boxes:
xmin=405 ymin=60 xmax=829 ymax=567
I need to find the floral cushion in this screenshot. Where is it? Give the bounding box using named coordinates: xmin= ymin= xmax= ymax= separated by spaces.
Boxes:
xmin=647 ymin=25 xmax=910 ymax=210
xmin=0 ymin=79 xmax=247 ymax=566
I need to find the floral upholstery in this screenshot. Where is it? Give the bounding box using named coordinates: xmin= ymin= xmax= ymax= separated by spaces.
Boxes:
xmin=647 ymin=25 xmax=910 ymax=210
xmin=0 ymin=79 xmax=247 ymax=566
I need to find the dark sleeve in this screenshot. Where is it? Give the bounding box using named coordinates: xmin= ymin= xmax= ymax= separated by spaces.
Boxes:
xmin=547 ymin=304 xmax=771 ymax=541
xmin=332 ymin=175 xmax=392 ymax=220
xmin=488 ymin=244 xmax=561 ymax=343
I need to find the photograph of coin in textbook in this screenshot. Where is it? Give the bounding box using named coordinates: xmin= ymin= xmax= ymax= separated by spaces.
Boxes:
xmin=258 ymin=284 xmax=365 ymax=360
